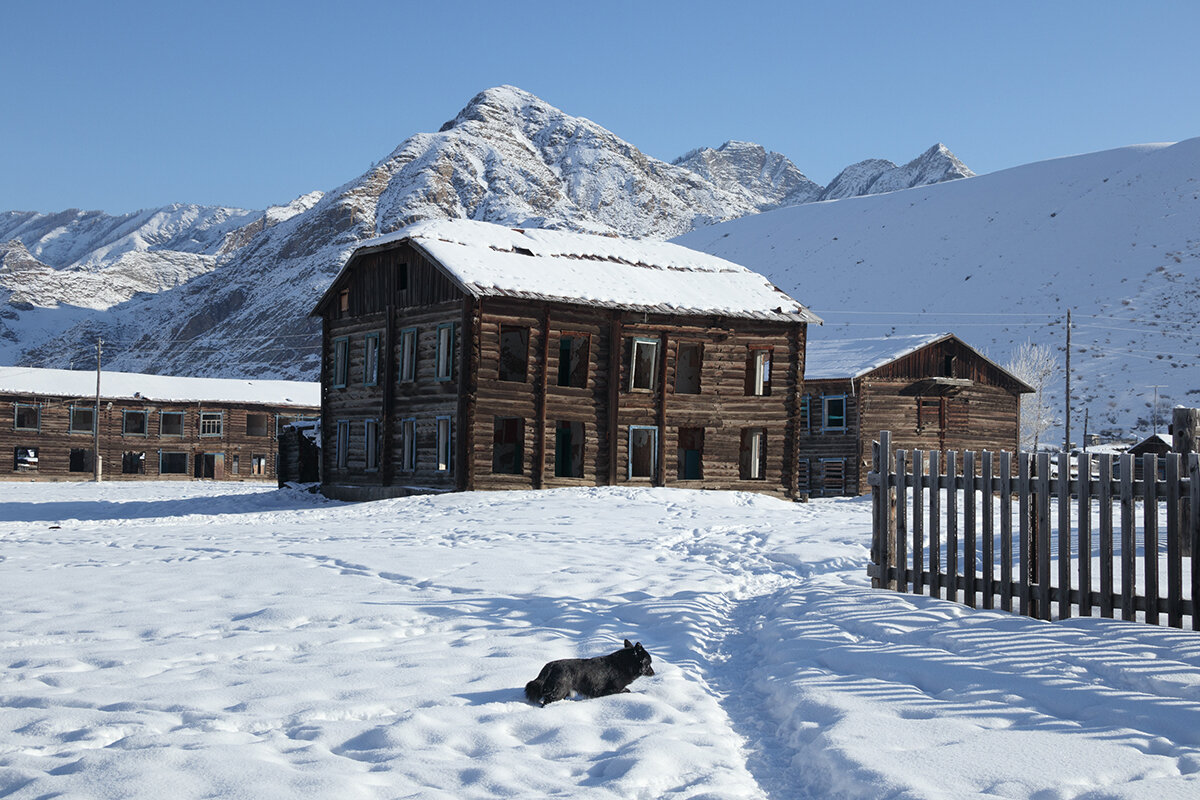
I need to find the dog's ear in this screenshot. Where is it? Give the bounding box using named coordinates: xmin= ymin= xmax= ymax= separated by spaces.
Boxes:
xmin=624 ymin=639 xmax=633 ymax=649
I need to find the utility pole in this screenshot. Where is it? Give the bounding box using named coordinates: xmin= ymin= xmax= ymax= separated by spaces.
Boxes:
xmin=94 ymin=337 xmax=103 ymax=482
xmin=1064 ymin=309 xmax=1071 ymax=452
xmin=1150 ymin=385 xmax=1167 ymax=435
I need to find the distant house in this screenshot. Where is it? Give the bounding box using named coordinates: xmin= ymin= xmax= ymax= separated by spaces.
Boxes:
xmin=1 ymin=367 xmax=319 ymax=481
xmin=1127 ymin=432 xmax=1173 ymax=481
xmin=310 ymin=219 xmax=820 ymax=501
xmin=798 ymin=333 xmax=1033 ymax=496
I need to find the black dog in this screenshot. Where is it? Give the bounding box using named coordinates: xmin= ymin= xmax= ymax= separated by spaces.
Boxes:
xmin=525 ymin=640 xmax=655 ymax=706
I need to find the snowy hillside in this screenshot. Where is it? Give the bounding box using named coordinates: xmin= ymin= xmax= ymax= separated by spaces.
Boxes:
xmin=5 ymin=482 xmax=1200 ymax=799
xmin=0 ymin=85 xmax=971 ymax=379
xmin=676 ymin=139 xmax=1200 ymax=442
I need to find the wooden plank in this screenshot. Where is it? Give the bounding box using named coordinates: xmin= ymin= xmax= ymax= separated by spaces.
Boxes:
xmin=1018 ymin=452 xmax=1031 ymax=617
xmin=1037 ymin=452 xmax=1052 ymax=620
xmin=896 ymin=449 xmax=908 ymax=592
xmin=880 ymin=431 xmax=894 ymax=590
xmin=946 ymin=449 xmax=958 ymax=604
xmin=929 ymin=449 xmax=942 ymax=600
xmin=1099 ymin=453 xmax=1114 ymax=618
xmin=1144 ymin=453 xmax=1159 ymax=625
xmin=1057 ymin=450 xmax=1072 ymax=620
xmin=1190 ymin=453 xmax=1200 ymax=631
xmin=1000 ymin=450 xmax=1013 ymax=612
xmin=912 ymin=449 xmax=925 ymax=595
xmin=871 ymin=438 xmax=882 ymax=588
xmin=982 ymin=450 xmax=995 ymax=609
xmin=1166 ymin=454 xmax=1182 ymax=628
xmin=964 ymin=450 xmax=977 ymax=608
xmin=1120 ymin=454 xmax=1136 ymax=622
xmin=1077 ymin=452 xmax=1092 ymax=617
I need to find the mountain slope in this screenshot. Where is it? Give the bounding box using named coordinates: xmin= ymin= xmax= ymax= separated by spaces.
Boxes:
xmin=818 ymin=144 xmax=974 ymax=201
xmin=675 ymin=139 xmax=1200 ymax=441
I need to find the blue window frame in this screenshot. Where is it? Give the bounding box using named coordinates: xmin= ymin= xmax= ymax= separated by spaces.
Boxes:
xmin=822 ymin=395 xmax=848 ymax=432
xmin=69 ymin=405 xmax=95 ymax=434
xmin=628 ymin=425 xmax=658 ymax=479
xmin=436 ymin=415 xmax=453 ymax=473
xmin=363 ymin=333 xmax=380 ymax=387
xmin=398 ymin=327 xmax=417 ymax=383
xmin=14 ymin=403 xmax=40 ymax=432
xmin=333 ymin=336 xmax=350 ymax=388
xmin=435 ymin=324 xmax=454 ymax=382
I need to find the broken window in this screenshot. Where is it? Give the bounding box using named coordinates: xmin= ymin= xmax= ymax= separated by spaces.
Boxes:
xmin=398 ymin=327 xmax=417 ymax=383
xmin=14 ymin=404 xmax=39 ymax=431
xmin=338 ymin=288 xmax=350 ymax=314
xmin=746 ymin=347 xmax=772 ymax=396
xmin=677 ymin=427 xmax=704 ymax=480
xmin=251 ymin=454 xmax=266 ymax=476
xmin=13 ymin=447 xmax=38 ymax=472
xmin=122 ymin=451 xmax=146 ymax=474
xmin=69 ymin=406 xmax=94 ymax=434
xmin=364 ymin=333 xmax=380 ymax=386
xmin=628 ymin=426 xmax=657 ymax=479
xmin=246 ymin=413 xmax=269 ymax=437
xmin=629 ymin=338 xmax=659 ymax=391
xmin=435 ymin=324 xmax=454 ymax=382
xmin=499 ymin=326 xmax=529 ymax=382
xmin=820 ymin=458 xmax=846 ymax=495
xmin=333 ymin=337 xmax=350 ymax=388
xmin=492 ymin=417 xmax=524 ymax=475
xmin=739 ymin=428 xmax=766 ymax=480
xmin=400 ymin=418 xmax=416 ymax=471
xmin=123 ymin=410 xmax=148 ymax=436
xmin=199 ymin=411 xmax=223 ymax=437
xmin=822 ymin=396 xmax=847 ymax=431
xmin=436 ymin=416 xmax=452 ymax=473
xmin=675 ymin=342 xmax=702 ymax=394
xmin=364 ymin=420 xmax=379 ymax=470
xmin=335 ymin=420 xmax=350 ymax=469
xmin=159 ymin=451 xmax=187 ymax=474
xmin=70 ymin=448 xmax=93 ymax=473
xmin=557 ymin=335 xmax=589 ymax=388
xmin=230 ymin=454 xmax=240 ymax=474
xmin=555 ymin=421 xmax=585 ymax=478
xmin=917 ymin=397 xmax=942 ymax=431
xmin=161 ymin=412 xmax=184 ymax=436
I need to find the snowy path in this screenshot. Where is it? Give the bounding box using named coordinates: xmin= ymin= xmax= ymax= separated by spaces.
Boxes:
xmin=2 ymin=483 xmax=1200 ymax=799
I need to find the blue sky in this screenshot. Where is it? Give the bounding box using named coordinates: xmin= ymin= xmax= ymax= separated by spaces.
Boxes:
xmin=3 ymin=0 xmax=1198 ymax=215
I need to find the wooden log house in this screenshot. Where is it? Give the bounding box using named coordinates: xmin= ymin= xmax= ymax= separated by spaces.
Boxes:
xmin=1 ymin=367 xmax=319 ymax=482
xmin=310 ymin=219 xmax=820 ymax=501
xmin=799 ymin=333 xmax=1033 ymax=496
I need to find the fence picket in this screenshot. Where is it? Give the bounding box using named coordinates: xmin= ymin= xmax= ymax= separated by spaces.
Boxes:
xmin=982 ymin=451 xmax=995 ymax=610
xmin=1000 ymin=451 xmax=1013 ymax=613
xmin=1120 ymin=454 xmax=1135 ymax=622
xmin=896 ymin=449 xmax=908 ymax=593
xmin=964 ymin=450 xmax=977 ymax=608
xmin=1167 ymin=454 xmax=1182 ymax=628
xmin=929 ymin=450 xmax=941 ymax=600
xmin=1018 ymin=452 xmax=1031 ymax=617
xmin=1037 ymin=453 xmax=1052 ymax=621
xmin=1144 ymin=454 xmax=1159 ymax=626
xmin=1099 ymin=454 xmax=1114 ymax=618
xmin=946 ymin=450 xmax=958 ymax=604
xmin=1057 ymin=451 xmax=1072 ymax=620
xmin=913 ymin=450 xmax=925 ymax=595
xmin=1078 ymin=451 xmax=1092 ymax=617
xmin=1191 ymin=453 xmax=1200 ymax=632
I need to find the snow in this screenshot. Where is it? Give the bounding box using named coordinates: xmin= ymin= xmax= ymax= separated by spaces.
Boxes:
xmin=4 ymin=482 xmax=1200 ymax=799
xmin=0 ymin=366 xmax=320 ymax=407
xmin=340 ymin=219 xmax=821 ymax=322
xmin=805 ymin=332 xmax=950 ymax=379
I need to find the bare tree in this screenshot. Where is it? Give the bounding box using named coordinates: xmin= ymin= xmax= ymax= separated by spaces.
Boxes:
xmin=1006 ymin=340 xmax=1058 ymax=451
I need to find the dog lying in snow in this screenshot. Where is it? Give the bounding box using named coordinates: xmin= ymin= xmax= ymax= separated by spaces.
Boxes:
xmin=524 ymin=640 xmax=655 ymax=706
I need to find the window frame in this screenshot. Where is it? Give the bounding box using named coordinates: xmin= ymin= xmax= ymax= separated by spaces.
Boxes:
xmin=674 ymin=341 xmax=703 ymax=395
xmin=364 ymin=419 xmax=379 ymax=471
xmin=554 ymin=420 xmax=585 ymax=478
xmin=199 ymin=410 xmax=224 ymax=438
xmin=251 ymin=454 xmax=267 ymax=476
xmin=400 ymin=417 xmax=416 ymax=472
xmin=333 ymin=336 xmax=350 ymax=388
xmin=121 ymin=450 xmax=146 ymax=475
xmin=747 ymin=347 xmax=773 ymax=396
xmin=14 ymin=403 xmax=40 ymax=432
xmin=159 ymin=450 xmax=188 ymax=474
xmin=13 ymin=446 xmax=38 ymax=472
xmin=677 ymin=426 xmax=704 ymax=480
xmin=822 ymin=395 xmax=848 ymax=432
xmin=122 ymin=409 xmax=148 ymax=437
xmin=492 ymin=416 xmax=525 ymax=475
xmin=363 ymin=332 xmax=380 ymax=387
xmin=498 ymin=325 xmax=530 ymax=383
xmin=435 ymin=323 xmax=455 ymax=382
xmin=160 ymin=411 xmax=185 ymax=437
xmin=557 ymin=333 xmax=590 ymax=388
xmin=629 ymin=337 xmax=659 ymax=392
xmin=435 ymin=415 xmax=453 ymax=473
xmin=69 ymin=405 xmax=95 ymax=434
xmin=335 ymin=419 xmax=350 ymax=469
xmin=627 ymin=425 xmax=658 ymax=480
xmin=739 ymin=427 xmax=767 ymax=481
xmin=398 ymin=327 xmax=418 ymax=383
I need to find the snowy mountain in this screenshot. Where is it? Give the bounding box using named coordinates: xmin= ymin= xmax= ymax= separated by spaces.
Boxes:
xmin=0 ymin=86 xmax=973 ymax=379
xmin=676 ymin=139 xmax=1200 ymax=442
xmin=818 ymin=144 xmax=975 ymax=201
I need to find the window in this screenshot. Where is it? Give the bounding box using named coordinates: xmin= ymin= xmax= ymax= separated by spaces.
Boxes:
xmin=822 ymin=395 xmax=847 ymax=432
xmin=629 ymin=338 xmax=659 ymax=391
xmin=675 ymin=343 xmax=701 ymax=394
xmin=336 ymin=420 xmax=350 ymax=469
xmin=122 ymin=451 xmax=146 ymax=475
xmin=557 ymin=335 xmax=589 ymax=388
xmin=123 ymin=410 xmax=148 ymax=436
xmin=364 ymin=420 xmax=379 ymax=470
xmin=747 ymin=348 xmax=772 ymax=396
xmin=230 ymin=454 xmax=240 ymax=475
xmin=14 ymin=403 xmax=39 ymax=431
xmin=364 ymin=333 xmax=380 ymax=386
xmin=436 ymin=416 xmax=452 ymax=473
xmin=917 ymin=397 xmax=942 ymax=431
xmin=740 ymin=428 xmax=766 ymax=480
xmin=70 ymin=448 xmax=93 ymax=473
xmin=398 ymin=327 xmax=417 ymax=383
xmin=199 ymin=411 xmax=224 ymax=437
xmin=251 ymin=454 xmax=267 ymax=476
xmin=333 ymin=337 xmax=350 ymax=388
xmin=400 ymin=418 xmax=416 ymax=472
xmin=492 ymin=417 xmax=524 ymax=475
xmin=628 ymin=426 xmax=657 ymax=480
xmin=397 ymin=263 xmax=408 ymax=292
xmin=69 ymin=406 xmax=95 ymax=434
xmin=161 ymin=411 xmax=184 ymax=436
xmin=555 ymin=421 xmax=584 ymax=478
xmin=499 ymin=326 xmax=529 ymax=382
xmin=943 ymin=354 xmax=956 ymax=378
xmin=677 ymin=427 xmax=704 ymax=480
xmin=338 ymin=288 xmax=350 ymax=314
xmin=435 ymin=324 xmax=454 ymax=382
xmin=821 ymin=458 xmax=846 ymax=496
xmin=159 ymin=451 xmax=187 ymax=474
xmin=800 ymin=395 xmax=811 ymax=433
xmin=797 ymin=458 xmax=812 ymax=493
xmin=246 ymin=413 xmax=270 ymax=437
xmin=13 ymin=447 xmax=37 ymax=472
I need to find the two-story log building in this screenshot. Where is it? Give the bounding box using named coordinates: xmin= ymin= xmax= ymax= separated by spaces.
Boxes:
xmin=311 ymin=219 xmax=820 ymax=501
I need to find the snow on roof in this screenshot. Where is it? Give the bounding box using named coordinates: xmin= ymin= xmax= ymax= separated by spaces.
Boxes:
xmin=804 ymin=333 xmax=951 ymax=380
xmin=332 ymin=219 xmax=820 ymax=323
xmin=0 ymin=366 xmax=320 ymax=407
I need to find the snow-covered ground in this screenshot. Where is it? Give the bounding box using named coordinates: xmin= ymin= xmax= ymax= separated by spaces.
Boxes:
xmin=3 ymin=482 xmax=1200 ymax=799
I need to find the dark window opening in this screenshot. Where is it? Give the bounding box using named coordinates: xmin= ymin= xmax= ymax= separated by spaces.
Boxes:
xmin=739 ymin=428 xmax=766 ymax=480
xmin=161 ymin=412 xmax=184 ymax=436
xmin=69 ymin=448 xmax=93 ymax=473
xmin=338 ymin=289 xmax=350 ymax=314
xmin=160 ymin=452 xmax=188 ymax=474
xmin=677 ymin=427 xmax=704 ymax=480
xmin=746 ymin=348 xmax=772 ymax=396
xmin=247 ymin=413 xmax=270 ymax=437
xmin=629 ymin=427 xmax=657 ymax=479
xmin=122 ymin=451 xmax=146 ymax=474
xmin=499 ymin=326 xmax=529 ymax=382
xmin=555 ymin=421 xmax=585 ymax=478
xmin=557 ymin=335 xmax=589 ymax=388
xmin=918 ymin=397 xmax=942 ymax=431
xmin=69 ymin=407 xmax=95 ymax=434
xmin=15 ymin=404 xmax=39 ymax=431
xmin=492 ymin=417 xmax=524 ymax=475
xmin=398 ymin=263 xmax=408 ymax=292
xmin=123 ymin=411 xmax=147 ymax=436
xmin=630 ymin=339 xmax=659 ymax=391
xmin=943 ymin=354 xmax=956 ymax=378
xmin=675 ymin=343 xmax=702 ymax=394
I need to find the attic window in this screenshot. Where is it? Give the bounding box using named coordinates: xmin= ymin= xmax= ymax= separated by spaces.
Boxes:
xmin=338 ymin=289 xmax=350 ymax=314
xmin=513 ymin=247 xmax=534 ymax=257
xmin=943 ymin=355 xmax=956 ymax=378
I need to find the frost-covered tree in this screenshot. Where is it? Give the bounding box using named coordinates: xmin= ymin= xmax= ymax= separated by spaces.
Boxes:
xmin=1006 ymin=340 xmax=1058 ymax=450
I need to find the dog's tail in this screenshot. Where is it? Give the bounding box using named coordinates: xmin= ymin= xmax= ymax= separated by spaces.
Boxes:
xmin=524 ymin=679 xmax=543 ymax=704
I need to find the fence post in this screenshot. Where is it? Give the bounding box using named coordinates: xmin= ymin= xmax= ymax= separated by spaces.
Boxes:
xmin=1037 ymin=452 xmax=1052 ymax=621
xmin=1098 ymin=453 xmax=1114 ymax=618
xmin=913 ymin=449 xmax=925 ymax=595
xmin=929 ymin=449 xmax=942 ymax=600
xmin=1078 ymin=451 xmax=1092 ymax=618
xmin=964 ymin=450 xmax=977 ymax=608
xmin=982 ymin=450 xmax=995 ymax=610
xmin=1166 ymin=454 xmax=1182 ymax=628
xmin=1057 ymin=450 xmax=1072 ymax=620
xmin=871 ymin=438 xmax=882 ymax=589
xmin=1175 ymin=408 xmax=1200 ymax=558
xmin=946 ymin=450 xmax=959 ymax=604
xmin=1019 ymin=452 xmax=1032 ymax=617
xmin=1120 ymin=454 xmax=1135 ymax=622
xmin=896 ymin=448 xmax=908 ymax=593
xmin=1190 ymin=453 xmax=1200 ymax=631
xmin=1000 ymin=450 xmax=1013 ymax=613
xmin=1144 ymin=454 xmax=1159 ymax=626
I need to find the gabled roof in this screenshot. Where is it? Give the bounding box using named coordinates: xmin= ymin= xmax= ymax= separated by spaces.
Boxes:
xmin=804 ymin=332 xmax=1034 ymax=392
xmin=315 ymin=219 xmax=820 ymax=323
xmin=0 ymin=366 xmax=320 ymax=407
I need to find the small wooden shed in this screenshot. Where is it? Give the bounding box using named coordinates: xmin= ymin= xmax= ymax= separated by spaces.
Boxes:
xmin=798 ymin=333 xmax=1033 ymax=496
xmin=310 ymin=219 xmax=820 ymax=501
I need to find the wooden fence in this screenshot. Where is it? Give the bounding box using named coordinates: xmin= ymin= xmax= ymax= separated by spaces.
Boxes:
xmin=868 ymin=430 xmax=1200 ymax=629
